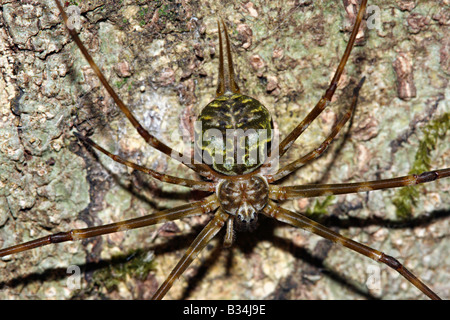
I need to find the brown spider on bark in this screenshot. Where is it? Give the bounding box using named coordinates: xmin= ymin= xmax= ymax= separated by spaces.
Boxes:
xmin=0 ymin=0 xmax=448 ymax=299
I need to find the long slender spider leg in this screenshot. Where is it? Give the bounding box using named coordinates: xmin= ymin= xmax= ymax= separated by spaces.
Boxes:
xmin=223 ymin=217 xmax=234 ymax=248
xmin=0 ymin=195 xmax=219 ymax=258
xmin=269 ymin=168 xmax=450 ymax=200
xmin=223 ymin=219 xmax=235 ymax=248
xmin=267 ymin=77 xmax=365 ymax=183
xmin=74 ymin=133 xmax=215 ymax=192
xmin=262 ymin=201 xmax=441 ymax=300
xmin=216 ymin=20 xmax=226 ymax=96
xmin=273 ymin=0 xmax=367 ymax=159
xmin=53 ymin=0 xmax=214 ymax=179
xmin=151 ymin=210 xmax=229 ymax=300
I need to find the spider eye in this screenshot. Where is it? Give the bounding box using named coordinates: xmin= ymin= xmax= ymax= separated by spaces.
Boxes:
xmin=196 ymin=93 xmax=273 ymax=175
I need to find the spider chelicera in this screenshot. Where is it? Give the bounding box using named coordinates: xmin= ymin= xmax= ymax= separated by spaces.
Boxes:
xmin=0 ymin=0 xmax=448 ymax=299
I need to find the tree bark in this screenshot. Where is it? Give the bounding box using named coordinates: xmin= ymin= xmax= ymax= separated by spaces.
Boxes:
xmin=0 ymin=0 xmax=448 ymax=300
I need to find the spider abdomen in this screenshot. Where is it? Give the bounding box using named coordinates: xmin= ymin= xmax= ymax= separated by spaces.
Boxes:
xmin=196 ymin=93 xmax=273 ymax=175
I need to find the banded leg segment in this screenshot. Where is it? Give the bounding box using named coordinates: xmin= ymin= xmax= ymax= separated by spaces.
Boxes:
xmin=273 ymin=0 xmax=367 ymax=159
xmin=54 ymin=0 xmax=213 ymax=178
xmin=0 ymin=196 xmax=219 ymax=258
xmin=75 ymin=133 xmax=215 ymax=192
xmin=262 ymin=201 xmax=441 ymax=300
xmin=267 ymin=77 xmax=365 ymax=183
xmin=269 ymin=168 xmax=450 ymax=200
xmin=152 ymin=210 xmax=229 ymax=300
xmin=223 ymin=217 xmax=235 ymax=248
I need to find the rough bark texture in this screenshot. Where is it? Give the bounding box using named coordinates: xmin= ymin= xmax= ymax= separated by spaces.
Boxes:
xmin=0 ymin=0 xmax=448 ymax=300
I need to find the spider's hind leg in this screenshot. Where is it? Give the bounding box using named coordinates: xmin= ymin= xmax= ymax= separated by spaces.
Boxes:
xmin=263 ymin=201 xmax=442 ymax=300
xmin=53 ymin=0 xmax=214 ymax=179
xmin=267 ymin=77 xmax=366 ymax=182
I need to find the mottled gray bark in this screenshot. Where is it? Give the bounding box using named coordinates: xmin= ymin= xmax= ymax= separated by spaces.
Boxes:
xmin=0 ymin=0 xmax=448 ymax=299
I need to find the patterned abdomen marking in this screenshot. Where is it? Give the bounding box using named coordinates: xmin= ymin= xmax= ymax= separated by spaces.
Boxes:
xmin=196 ymin=93 xmax=273 ymax=175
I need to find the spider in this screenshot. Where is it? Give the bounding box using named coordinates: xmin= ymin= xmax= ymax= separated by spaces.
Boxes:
xmin=0 ymin=0 xmax=448 ymax=300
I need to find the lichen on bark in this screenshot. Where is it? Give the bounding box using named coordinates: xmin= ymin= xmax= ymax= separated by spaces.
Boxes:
xmin=0 ymin=0 xmax=448 ymax=300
